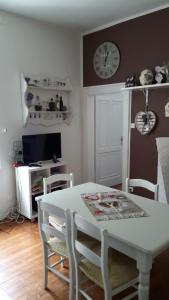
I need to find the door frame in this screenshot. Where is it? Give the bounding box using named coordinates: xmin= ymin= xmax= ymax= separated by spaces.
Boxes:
xmin=82 ymin=83 xmax=131 ymax=190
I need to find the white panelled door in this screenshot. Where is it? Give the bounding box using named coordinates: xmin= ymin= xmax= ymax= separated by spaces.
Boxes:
xmin=95 ymin=93 xmax=122 ymax=187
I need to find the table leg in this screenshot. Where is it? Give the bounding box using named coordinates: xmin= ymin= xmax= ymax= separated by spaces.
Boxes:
xmin=137 ymin=252 xmax=153 ymax=300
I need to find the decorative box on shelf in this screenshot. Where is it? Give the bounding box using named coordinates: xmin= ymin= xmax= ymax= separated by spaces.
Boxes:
xmin=21 ymin=73 xmax=72 ymax=126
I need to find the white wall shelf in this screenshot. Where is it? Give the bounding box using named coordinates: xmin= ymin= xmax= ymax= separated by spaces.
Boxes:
xmin=122 ymin=82 xmax=169 ymax=107
xmin=122 ymin=82 xmax=169 ymax=91
xmin=21 ymin=73 xmax=72 ymax=126
xmin=26 ymin=84 xmax=72 ymax=92
xmin=27 ymin=110 xmax=71 ymax=126
xmin=15 ymin=160 xmax=68 ymax=219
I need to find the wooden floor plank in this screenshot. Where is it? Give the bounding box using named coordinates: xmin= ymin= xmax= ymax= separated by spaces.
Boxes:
xmin=0 ymin=220 xmax=169 ymax=299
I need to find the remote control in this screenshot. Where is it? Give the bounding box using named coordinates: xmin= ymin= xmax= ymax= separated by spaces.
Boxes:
xmin=28 ymin=163 xmax=42 ymax=167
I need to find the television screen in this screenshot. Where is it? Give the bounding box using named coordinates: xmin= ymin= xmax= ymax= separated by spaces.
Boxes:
xmin=22 ymin=133 xmax=61 ymax=164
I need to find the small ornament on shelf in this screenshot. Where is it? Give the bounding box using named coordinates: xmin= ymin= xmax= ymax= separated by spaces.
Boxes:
xmin=42 ymin=78 xmax=48 ymax=87
xmin=125 ymin=74 xmax=136 ymax=87
xmin=154 ymin=66 xmax=167 ymax=84
xmin=139 ymin=69 xmax=154 ymax=86
xmin=162 ymin=61 xmax=169 ymax=82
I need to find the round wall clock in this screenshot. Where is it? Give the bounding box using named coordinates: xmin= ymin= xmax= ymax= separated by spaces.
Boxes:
xmin=93 ymin=42 xmax=120 ymax=79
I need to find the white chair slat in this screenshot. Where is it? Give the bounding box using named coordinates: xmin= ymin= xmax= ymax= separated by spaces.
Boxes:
xmin=42 ymin=224 xmax=65 ymax=241
xmin=41 ymin=202 xmax=65 ymax=219
xmin=75 ymin=240 xmax=101 ymax=268
xmin=43 ymin=172 xmax=74 ymax=194
xmin=126 ymin=178 xmax=159 ymax=201
xmin=75 ymin=214 xmax=101 ymax=241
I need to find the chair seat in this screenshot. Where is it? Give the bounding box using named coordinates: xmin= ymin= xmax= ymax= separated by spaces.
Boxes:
xmin=49 ymin=216 xmax=65 ymax=229
xmin=47 ymin=238 xmax=68 ymax=257
xmin=78 ymin=232 xmax=99 ymax=249
xmin=49 ymin=217 xmax=99 ymax=250
xmin=47 ymin=233 xmax=99 ymax=259
xmin=79 ymin=249 xmax=138 ymax=289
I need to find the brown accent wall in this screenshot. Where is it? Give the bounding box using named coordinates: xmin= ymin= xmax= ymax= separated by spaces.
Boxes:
xmin=83 ymin=8 xmax=169 ymax=86
xmin=130 ymin=88 xmax=169 ymax=184
xmin=83 ymin=8 xmax=169 ymax=191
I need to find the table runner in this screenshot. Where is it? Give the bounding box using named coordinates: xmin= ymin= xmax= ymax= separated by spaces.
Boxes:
xmin=81 ymin=191 xmax=148 ymax=221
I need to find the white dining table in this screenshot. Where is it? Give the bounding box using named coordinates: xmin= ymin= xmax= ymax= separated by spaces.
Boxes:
xmin=36 ymin=182 xmax=169 ymax=300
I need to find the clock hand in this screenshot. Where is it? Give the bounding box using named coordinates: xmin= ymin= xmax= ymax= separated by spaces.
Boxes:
xmin=104 ymin=51 xmax=110 ymax=66
xmin=104 ymin=51 xmax=107 ymax=66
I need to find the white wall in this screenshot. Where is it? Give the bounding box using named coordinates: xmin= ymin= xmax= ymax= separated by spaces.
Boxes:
xmin=0 ymin=11 xmax=81 ymax=218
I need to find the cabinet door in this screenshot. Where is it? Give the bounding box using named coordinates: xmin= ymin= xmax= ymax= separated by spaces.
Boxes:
xmin=15 ymin=168 xmax=32 ymax=219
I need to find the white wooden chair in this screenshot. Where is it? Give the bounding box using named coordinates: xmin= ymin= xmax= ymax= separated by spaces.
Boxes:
xmin=126 ymin=178 xmax=159 ymax=201
xmin=71 ymin=212 xmax=138 ymax=300
xmin=37 ymin=199 xmax=74 ymax=300
xmin=43 ymin=173 xmax=74 ymax=195
xmin=43 ymin=173 xmax=74 ymax=228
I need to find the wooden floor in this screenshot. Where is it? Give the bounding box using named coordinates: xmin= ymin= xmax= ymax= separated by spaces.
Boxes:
xmin=112 ymin=184 xmax=122 ymax=190
xmin=0 ymin=220 xmax=169 ymax=300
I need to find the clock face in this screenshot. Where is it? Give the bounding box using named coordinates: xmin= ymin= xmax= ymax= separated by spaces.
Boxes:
xmin=93 ymin=42 xmax=120 ymax=79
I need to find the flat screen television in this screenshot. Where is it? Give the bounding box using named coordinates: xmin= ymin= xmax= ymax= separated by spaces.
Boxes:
xmin=22 ymin=133 xmax=61 ymax=164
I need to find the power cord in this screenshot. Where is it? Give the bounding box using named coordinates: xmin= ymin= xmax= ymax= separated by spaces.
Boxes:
xmin=0 ymin=207 xmax=25 ymax=224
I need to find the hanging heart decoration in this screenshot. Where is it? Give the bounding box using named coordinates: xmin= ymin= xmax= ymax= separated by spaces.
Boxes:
xmin=135 ymin=111 xmax=156 ymax=135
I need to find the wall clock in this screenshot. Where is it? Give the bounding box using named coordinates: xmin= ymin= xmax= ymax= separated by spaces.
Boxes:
xmin=93 ymin=42 xmax=120 ymax=79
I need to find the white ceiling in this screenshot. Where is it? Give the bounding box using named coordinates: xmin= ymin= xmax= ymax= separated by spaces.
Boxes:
xmin=0 ymin=0 xmax=168 ymax=32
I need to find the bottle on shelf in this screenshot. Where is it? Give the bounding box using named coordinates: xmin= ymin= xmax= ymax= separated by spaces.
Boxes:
xmin=59 ymin=96 xmax=63 ymax=111
xmin=42 ymin=100 xmax=48 ymax=111
xmin=55 ymin=94 xmax=60 ymax=111
xmin=49 ymin=98 xmax=56 ymax=111
xmin=34 ymin=96 xmax=42 ymax=111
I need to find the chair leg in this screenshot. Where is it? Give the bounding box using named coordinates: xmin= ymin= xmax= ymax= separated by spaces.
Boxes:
xmin=42 ymin=244 xmax=48 ymax=289
xmin=75 ymin=267 xmax=81 ymax=300
xmin=60 ymin=256 xmax=64 ymax=268
xmin=69 ymin=263 xmax=75 ymax=300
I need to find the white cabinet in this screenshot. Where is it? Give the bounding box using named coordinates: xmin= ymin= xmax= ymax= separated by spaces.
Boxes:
xmin=21 ymin=73 xmax=72 ymax=126
xmin=15 ymin=161 xmax=68 ymax=219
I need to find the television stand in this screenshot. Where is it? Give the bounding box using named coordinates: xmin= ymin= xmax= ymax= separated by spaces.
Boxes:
xmin=15 ymin=161 xmax=69 ymax=220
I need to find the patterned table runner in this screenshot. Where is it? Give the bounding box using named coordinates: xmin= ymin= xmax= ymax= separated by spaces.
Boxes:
xmin=81 ymin=191 xmax=149 ymax=221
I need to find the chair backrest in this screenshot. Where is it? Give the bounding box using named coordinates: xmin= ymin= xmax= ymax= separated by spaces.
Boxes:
xmin=126 ymin=178 xmax=159 ymax=201
xmin=71 ymin=212 xmax=112 ymax=299
xmin=37 ymin=199 xmax=72 ymax=253
xmin=43 ymin=173 xmax=74 ymax=195
xmin=38 ymin=200 xmax=73 ymax=266
xmin=37 ymin=200 xmax=75 ymax=300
